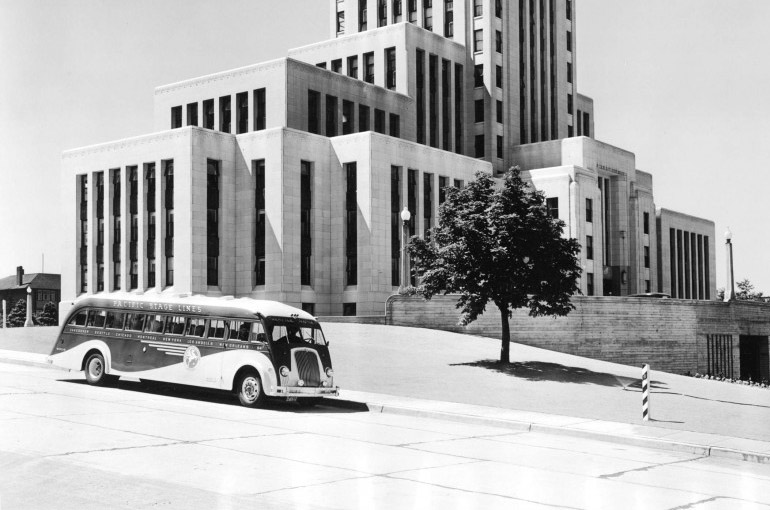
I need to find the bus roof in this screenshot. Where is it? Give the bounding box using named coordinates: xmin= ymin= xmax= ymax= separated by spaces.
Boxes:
xmin=64 ymin=292 xmax=317 ymax=322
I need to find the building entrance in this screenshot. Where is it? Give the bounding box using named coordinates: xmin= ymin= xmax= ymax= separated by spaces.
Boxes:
xmin=739 ymin=336 xmax=769 ymax=382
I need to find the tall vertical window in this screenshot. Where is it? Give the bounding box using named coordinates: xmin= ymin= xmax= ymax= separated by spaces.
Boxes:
xmin=236 ymin=92 xmax=248 ymax=134
xmin=423 ymin=0 xmax=433 ymax=30
xmin=326 ymin=95 xmax=338 ymax=136
xmin=187 ymin=103 xmax=198 ymax=126
xmin=586 ymin=273 xmax=594 ymax=296
xmin=343 ymin=100 xmax=355 ymax=135
xmin=441 ymin=59 xmax=451 ymax=150
xmin=112 ymin=170 xmax=121 ymax=291
xmin=389 ymin=113 xmax=400 ymax=137
xmin=444 ymin=0 xmax=453 ymax=37
xmin=643 ymin=212 xmax=650 ymax=235
xmin=203 ymin=99 xmax=214 ymax=129
xmin=586 ymin=198 xmax=593 ymax=223
xmin=474 ymin=29 xmax=483 ymax=52
xmin=407 ymin=169 xmax=418 ymax=237
xmin=374 ymin=109 xmax=386 ymax=133
xmin=364 ymin=52 xmax=375 ymax=83
xmin=163 ymin=160 xmax=174 ymax=287
xmin=308 ymin=90 xmax=320 ymax=134
xmin=439 ymin=176 xmax=448 ymax=204
xmin=331 ymin=59 xmax=343 ymax=73
xmin=567 ymin=62 xmax=573 ymax=84
xmin=128 ymin=167 xmax=138 ymax=289
xmin=586 ymin=235 xmax=593 ymax=260
xmin=392 ymin=0 xmax=402 ymax=22
xmin=96 ymin=172 xmax=104 ymax=292
xmin=423 ymin=173 xmax=433 ymax=237
xmin=408 ymin=0 xmax=417 ymax=22
xmin=567 ymin=31 xmax=572 ymax=52
xmin=495 ymin=0 xmax=502 ymax=17
xmin=254 ymin=160 xmax=265 ymax=286
xmin=359 ymin=0 xmax=368 ymax=30
xmin=546 ymin=197 xmax=559 ymax=219
xmin=385 ymin=47 xmax=396 ymax=89
xmin=378 ymin=0 xmax=387 ymax=26
xmin=171 ymin=106 xmax=182 ymax=129
xmin=496 ymin=65 xmax=503 ymax=88
xmin=79 ymin=175 xmax=88 ymax=293
xmin=704 ymin=237 xmax=710 ymax=299
xmin=347 ymin=56 xmax=358 ymax=78
xmin=428 ymin=54 xmax=438 ymax=147
xmin=416 ymin=49 xmax=426 ymax=144
xmin=474 ymin=0 xmax=483 ymax=16
xmin=496 ymin=100 xmax=503 ymax=123
xmin=644 ymin=246 xmax=650 ymax=269
xmin=359 ymin=104 xmax=370 ymax=132
xmin=496 ymin=135 xmax=503 ymax=159
xmin=207 ymin=160 xmax=220 ymax=286
xmin=219 ymin=95 xmax=231 ymax=133
xmin=475 ymin=99 xmax=485 ymax=123
xmin=391 ymin=166 xmax=402 ymax=286
xmin=345 ymin=162 xmax=357 ymax=286
xmin=566 ymin=0 xmax=572 ymax=20
xmin=336 ymin=0 xmax=345 ymax=33
xmin=254 ymin=88 xmax=266 ymax=131
xmin=475 ymin=135 xmax=484 ymax=158
xmin=301 ymin=161 xmax=312 ymax=286
xmin=549 ymin=0 xmax=557 ymax=140
xmin=519 ymin=0 xmax=527 ymax=143
xmin=496 ymin=30 xmax=502 ymax=53
xmin=474 ymin=64 xmax=484 ymax=87
xmin=454 ymin=63 xmax=463 ymax=154
xmin=145 ymin=163 xmax=156 ymax=288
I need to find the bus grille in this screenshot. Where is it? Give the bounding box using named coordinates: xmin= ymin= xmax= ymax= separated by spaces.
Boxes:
xmin=294 ymin=350 xmax=321 ymax=387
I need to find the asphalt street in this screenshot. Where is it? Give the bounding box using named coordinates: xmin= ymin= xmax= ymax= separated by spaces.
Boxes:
xmin=1 ymin=361 xmax=770 ymax=509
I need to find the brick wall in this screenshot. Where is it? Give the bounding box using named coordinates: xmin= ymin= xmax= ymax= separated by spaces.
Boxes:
xmin=386 ymin=295 xmax=770 ymax=375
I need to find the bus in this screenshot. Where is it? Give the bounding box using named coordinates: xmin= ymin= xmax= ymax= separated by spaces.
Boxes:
xmin=49 ymin=293 xmax=338 ymax=407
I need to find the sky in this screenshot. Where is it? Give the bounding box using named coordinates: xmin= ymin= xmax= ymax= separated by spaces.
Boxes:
xmin=1 ymin=0 xmax=768 ymax=293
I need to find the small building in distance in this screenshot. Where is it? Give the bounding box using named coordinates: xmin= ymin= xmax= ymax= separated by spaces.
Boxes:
xmin=0 ymin=267 xmax=61 ymax=320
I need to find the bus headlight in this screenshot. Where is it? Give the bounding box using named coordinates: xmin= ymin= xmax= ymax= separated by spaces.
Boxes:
xmin=298 ymin=379 xmax=305 ymax=387
xmin=325 ymin=368 xmax=334 ymax=378
xmin=280 ymin=366 xmax=290 ymax=378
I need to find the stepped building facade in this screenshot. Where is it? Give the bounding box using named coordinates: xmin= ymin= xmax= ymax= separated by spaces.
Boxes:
xmin=61 ymin=0 xmax=716 ymax=318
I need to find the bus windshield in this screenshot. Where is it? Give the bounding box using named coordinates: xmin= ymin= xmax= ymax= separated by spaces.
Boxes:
xmin=267 ymin=319 xmax=327 ymax=346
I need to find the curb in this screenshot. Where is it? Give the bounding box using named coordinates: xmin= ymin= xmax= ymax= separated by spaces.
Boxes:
xmin=2 ymin=353 xmax=769 ymax=465
xmin=322 ymin=397 xmax=770 ymax=465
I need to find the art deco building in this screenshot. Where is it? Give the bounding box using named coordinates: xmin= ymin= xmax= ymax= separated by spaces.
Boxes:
xmin=61 ymin=0 xmax=715 ymax=319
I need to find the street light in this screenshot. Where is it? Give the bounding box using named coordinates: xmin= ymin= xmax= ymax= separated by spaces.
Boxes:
xmin=24 ymin=286 xmax=33 ymax=327
xmin=399 ymin=207 xmax=411 ymax=291
xmin=724 ymin=227 xmax=735 ymax=302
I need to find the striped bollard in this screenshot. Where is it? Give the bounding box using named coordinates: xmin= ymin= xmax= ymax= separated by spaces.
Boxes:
xmin=642 ymin=364 xmax=650 ymax=421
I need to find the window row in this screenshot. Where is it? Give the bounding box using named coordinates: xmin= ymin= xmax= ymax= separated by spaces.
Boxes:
xmin=170 ymin=89 xmax=266 ymax=134
xmin=307 ymin=90 xmax=400 ymax=138
xmin=317 ymin=48 xmax=395 ymax=89
xmin=68 ymin=308 xmax=266 ymax=342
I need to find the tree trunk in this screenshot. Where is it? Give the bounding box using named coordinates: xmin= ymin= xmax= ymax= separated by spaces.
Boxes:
xmin=499 ymin=305 xmax=510 ymax=364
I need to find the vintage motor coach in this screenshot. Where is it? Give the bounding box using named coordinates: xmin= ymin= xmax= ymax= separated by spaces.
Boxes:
xmin=49 ymin=293 xmax=338 ymax=407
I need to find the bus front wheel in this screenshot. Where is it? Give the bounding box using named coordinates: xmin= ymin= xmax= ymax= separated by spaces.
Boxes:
xmin=236 ymin=371 xmax=266 ymax=408
xmin=84 ymin=352 xmax=115 ymax=386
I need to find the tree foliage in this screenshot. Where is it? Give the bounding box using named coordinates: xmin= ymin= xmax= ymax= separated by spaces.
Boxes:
xmin=36 ymin=302 xmax=59 ymax=326
xmin=408 ymin=168 xmax=582 ymax=363
xmin=7 ymin=299 xmax=28 ymax=327
xmin=717 ymin=279 xmax=769 ymax=302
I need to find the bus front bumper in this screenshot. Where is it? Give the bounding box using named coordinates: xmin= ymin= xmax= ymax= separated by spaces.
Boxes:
xmin=274 ymin=386 xmax=340 ymax=397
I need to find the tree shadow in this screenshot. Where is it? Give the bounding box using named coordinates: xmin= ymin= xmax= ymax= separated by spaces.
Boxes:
xmin=452 ymin=360 xmax=668 ymax=389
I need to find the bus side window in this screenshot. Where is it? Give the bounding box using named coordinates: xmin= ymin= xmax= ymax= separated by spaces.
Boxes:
xmin=145 ymin=315 xmax=165 ymax=333
xmin=208 ymin=319 xmax=225 ymax=339
xmin=165 ymin=316 xmax=186 ymax=335
xmin=228 ymin=320 xmax=244 ymax=340
xmin=126 ymin=314 xmax=146 ymax=332
xmin=187 ymin=318 xmax=205 ymax=337
xmin=105 ymin=311 xmax=126 ymax=330
xmin=70 ymin=310 xmax=88 ymax=326
xmin=250 ymin=322 xmax=267 ymax=343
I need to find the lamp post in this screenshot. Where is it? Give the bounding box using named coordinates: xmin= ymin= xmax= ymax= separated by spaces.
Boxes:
xmin=400 ymin=206 xmax=411 ymax=291
xmin=724 ymin=228 xmax=735 ymax=302
xmin=24 ymin=286 xmax=33 ymax=327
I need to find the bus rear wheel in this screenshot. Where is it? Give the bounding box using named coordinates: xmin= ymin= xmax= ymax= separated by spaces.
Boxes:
xmin=236 ymin=371 xmax=266 ymax=408
xmin=84 ymin=352 xmax=115 ymax=386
